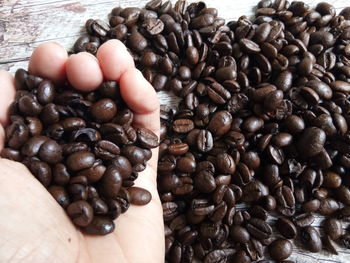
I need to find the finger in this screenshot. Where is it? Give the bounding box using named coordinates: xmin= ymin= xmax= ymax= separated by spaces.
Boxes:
xmin=119 ymin=68 xmax=160 ymax=136
xmin=0 ymin=124 xmax=5 ymax=151
xmin=96 ymin=40 xmax=134 ymax=82
xmin=66 ymin=52 xmax=103 ymax=92
xmin=0 ymin=70 xmax=15 ymax=126
xmin=28 ymin=42 xmax=68 ymax=83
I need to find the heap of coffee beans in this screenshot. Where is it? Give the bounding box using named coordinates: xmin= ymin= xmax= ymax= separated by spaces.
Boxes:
xmin=1 ymin=70 xmax=159 ymax=235
xmin=73 ymin=0 xmax=350 ymax=260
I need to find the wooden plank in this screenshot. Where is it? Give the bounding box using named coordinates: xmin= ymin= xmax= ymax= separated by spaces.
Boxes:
xmin=1 ymin=0 xmax=350 ymax=262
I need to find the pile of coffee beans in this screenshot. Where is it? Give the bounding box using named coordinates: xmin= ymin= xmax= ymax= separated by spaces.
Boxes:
xmin=1 ymin=70 xmax=159 ymax=235
xmin=73 ymin=0 xmax=350 ymax=260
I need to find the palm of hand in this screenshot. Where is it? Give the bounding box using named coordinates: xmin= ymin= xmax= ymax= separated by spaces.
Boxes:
xmin=0 ymin=40 xmax=164 ymax=263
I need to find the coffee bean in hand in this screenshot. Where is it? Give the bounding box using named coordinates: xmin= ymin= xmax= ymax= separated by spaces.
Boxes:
xmin=2 ymin=70 xmax=158 ymax=235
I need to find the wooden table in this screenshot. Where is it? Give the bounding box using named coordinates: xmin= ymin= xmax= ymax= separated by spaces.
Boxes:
xmin=1 ymin=0 xmax=350 ymax=262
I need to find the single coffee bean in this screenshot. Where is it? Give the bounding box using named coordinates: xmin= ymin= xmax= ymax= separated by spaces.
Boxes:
xmin=268 ymin=238 xmax=292 ymax=260
xmin=48 ymin=185 xmax=70 ymax=208
xmin=128 ymin=187 xmax=152 ymax=205
xmin=91 ymin=99 xmax=117 ymax=122
xmin=297 ymin=127 xmax=326 ymax=157
xmin=323 ymin=218 xmax=343 ymax=240
xmin=38 ymin=139 xmax=62 ymax=164
xmin=300 ymin=226 xmax=322 ymax=252
xmin=99 ymin=165 xmax=123 ymax=199
xmin=66 ymin=151 xmax=95 ymax=171
xmin=82 ymin=216 xmax=115 ymax=235
xmin=66 ymin=200 xmax=93 ymax=227
xmin=136 ymin=128 xmax=159 ymax=148
xmin=229 ymin=225 xmax=250 ymax=243
xmin=276 ymin=218 xmax=297 ymax=239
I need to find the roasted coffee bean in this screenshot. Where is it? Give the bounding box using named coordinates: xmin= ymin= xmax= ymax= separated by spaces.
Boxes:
xmin=66 ymin=200 xmax=93 ymax=227
xmin=48 ymin=185 xmax=70 ymax=208
xmin=94 ymin=140 xmax=120 ymax=160
xmin=99 ymin=165 xmax=123 ymax=199
xmin=128 ymin=187 xmax=152 ymax=205
xmin=301 ymin=226 xmax=322 ymax=252
xmin=91 ymin=99 xmax=117 ymax=122
xmin=230 ymin=225 xmax=250 ymax=243
xmin=82 ymin=216 xmax=115 ymax=235
xmin=194 ymin=171 xmax=216 ymax=193
xmin=173 ymin=119 xmax=194 ymax=133
xmin=66 ymin=151 xmax=95 ymax=171
xmin=197 ymin=129 xmax=213 ymax=152
xmin=38 ymin=139 xmax=62 ymax=164
xmin=239 ymin=38 xmax=261 ymax=53
xmin=29 ymin=161 xmax=52 ymax=187
xmin=276 ymin=218 xmax=297 ymax=239
xmin=207 ymin=111 xmax=232 ymax=137
xmin=293 ymin=213 xmax=315 ymax=227
xmin=216 ymin=153 xmax=236 ymax=174
xmin=18 ymin=95 xmax=42 ymax=116
xmin=204 ymin=249 xmax=227 ymax=263
xmin=297 ymin=127 xmax=326 ymax=157
xmin=136 ymin=128 xmax=159 ymax=148
xmin=268 ymin=238 xmax=293 ymax=260
xmin=246 ymin=218 xmax=272 ymax=240
xmin=324 ymin=218 xmax=343 ymax=240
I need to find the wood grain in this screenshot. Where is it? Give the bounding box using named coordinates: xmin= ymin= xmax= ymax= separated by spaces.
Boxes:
xmin=1 ymin=0 xmax=350 ymax=262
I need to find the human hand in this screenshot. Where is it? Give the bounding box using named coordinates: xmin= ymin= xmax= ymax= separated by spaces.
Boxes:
xmin=0 ymin=40 xmax=164 ymax=263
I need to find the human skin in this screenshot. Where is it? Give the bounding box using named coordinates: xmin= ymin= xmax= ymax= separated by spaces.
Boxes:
xmin=0 ymin=39 xmax=165 ymax=263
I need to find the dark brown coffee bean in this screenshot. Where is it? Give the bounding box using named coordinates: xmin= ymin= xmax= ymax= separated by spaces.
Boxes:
xmin=301 ymin=226 xmax=322 ymax=252
xmin=18 ymin=95 xmax=42 ymax=116
xmin=37 ymin=80 xmax=55 ymax=104
xmin=66 ymin=151 xmax=95 ymax=172
xmin=6 ymin=120 xmax=29 ymax=149
xmin=268 ymin=238 xmax=292 ymax=260
xmin=239 ymin=38 xmax=261 ymax=53
xmin=246 ymin=218 xmax=272 ymax=240
xmin=319 ymin=198 xmax=340 ymax=215
xmin=48 ymin=185 xmax=70 ymax=208
xmin=142 ymin=18 xmax=164 ymax=35
xmin=194 ymin=171 xmax=216 ymax=193
xmin=204 ymin=249 xmax=227 ymax=263
xmin=324 ymin=218 xmax=343 ymax=240
xmin=77 ymin=164 xmax=106 ymax=183
xmin=243 ymin=116 xmax=264 ymax=133
xmin=276 ymin=218 xmax=297 ymax=239
xmin=67 ymin=200 xmax=93 ymax=227
xmin=230 ymin=225 xmax=250 ymax=243
xmin=53 ymin=163 xmax=71 ymax=185
xmin=82 ymin=216 xmax=115 ymax=235
xmin=217 ymin=153 xmax=236 ymax=174
xmin=136 ymin=128 xmax=159 ymax=148
xmin=38 ymin=139 xmax=62 ymax=164
xmin=100 ymin=165 xmax=123 ymax=198
xmin=197 ymin=129 xmax=213 ymax=152
xmin=191 ymin=14 xmax=214 ymax=29
xmin=207 ymin=82 xmax=231 ymax=104
xmin=173 ymin=119 xmax=194 ymax=133
xmin=29 ymin=161 xmax=52 ymax=187
xmin=208 ymin=111 xmax=232 ymax=137
xmin=293 ymin=213 xmax=315 ymax=227
xmin=91 ymin=99 xmax=117 ymax=122
xmin=330 ymin=80 xmax=350 ymax=93
xmin=94 ymin=140 xmax=120 ymax=161
xmin=297 ymin=127 xmax=326 ymax=157
xmin=128 ymin=187 xmax=152 ymax=205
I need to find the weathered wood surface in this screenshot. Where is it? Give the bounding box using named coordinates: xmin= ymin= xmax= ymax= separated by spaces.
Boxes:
xmin=1 ymin=0 xmax=350 ymax=262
